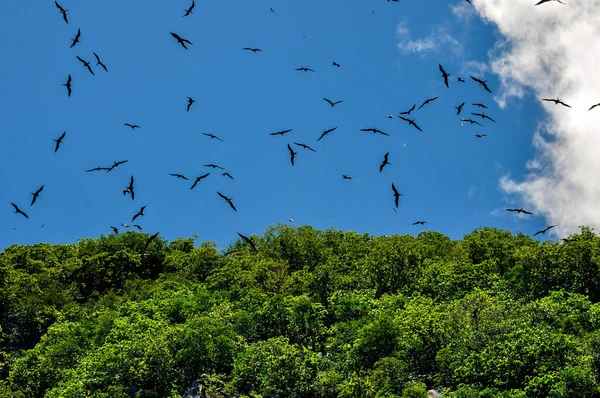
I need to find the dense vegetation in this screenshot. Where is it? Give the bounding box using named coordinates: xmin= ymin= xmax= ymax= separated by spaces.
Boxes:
xmin=2 ymin=225 xmax=600 ymax=397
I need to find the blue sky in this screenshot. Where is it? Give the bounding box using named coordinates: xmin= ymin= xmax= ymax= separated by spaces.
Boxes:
xmin=0 ymin=0 xmax=553 ymax=250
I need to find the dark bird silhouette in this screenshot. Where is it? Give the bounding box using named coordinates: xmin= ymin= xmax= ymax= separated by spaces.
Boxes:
xmin=535 ymin=0 xmax=565 ymax=5
xmin=294 ymin=142 xmax=316 ymax=152
xmin=270 ymin=129 xmax=293 ymax=136
xmin=470 ymin=75 xmax=492 ymax=93
xmin=217 ymin=192 xmax=237 ymax=212
xmin=186 ymin=96 xmax=195 ymax=111
xmin=506 ymin=208 xmax=533 ymax=215
xmin=86 ymin=166 xmax=110 ymax=172
xmin=471 ymin=112 xmax=496 ymax=122
xmin=204 ymin=164 xmax=224 ymax=170
xmin=111 ymin=226 xmax=119 ymax=234
xmin=143 ymin=232 xmax=160 ymax=252
xmin=391 ymin=183 xmax=403 ymax=208
xmin=475 ymin=134 xmax=487 ymax=138
xmin=123 ymin=176 xmax=135 ymax=200
xmin=418 ymin=96 xmax=439 ymax=110
xmin=342 ymin=175 xmax=352 ymax=180
xmin=296 ymin=67 xmax=315 ymax=72
xmin=398 ymin=116 xmax=423 ymax=132
xmin=11 ymin=203 xmax=29 ymax=219
xmin=202 ymin=133 xmax=224 ymax=141
xmin=324 ymin=98 xmax=343 ymax=107
xmin=76 ymin=56 xmax=94 ymax=75
xmin=70 ymin=28 xmax=81 ymax=48
xmin=170 ymin=32 xmax=192 ymax=49
xmin=399 ymin=104 xmax=416 ymax=115
xmin=243 ymin=47 xmax=262 ymax=53
xmin=121 ymin=223 xmax=130 ymax=228
xmin=190 ymin=173 xmax=210 ymax=190
xmin=124 ymin=123 xmax=140 ymax=130
xmin=30 ymin=185 xmax=44 ymax=206
xmin=379 ymin=152 xmax=391 ymax=173
xmin=93 ymin=52 xmax=108 ymax=72
xmin=332 ymin=61 xmax=341 ymax=67
xmin=55 ymin=1 xmax=69 ymax=24
xmin=542 ymin=96 xmax=571 ymax=108
xmin=219 ymin=172 xmax=235 ymax=180
xmin=170 ymin=173 xmax=188 ymax=180
xmin=472 ymin=103 xmax=488 ymax=109
xmin=588 ymin=103 xmax=600 ymax=111
xmin=54 ymin=132 xmax=66 ymax=153
xmin=439 ymin=64 xmax=450 ymax=88
xmin=317 ymin=127 xmax=337 ymax=141
xmin=133 ymin=224 xmax=142 ymax=231
xmin=360 ymin=127 xmax=389 ymax=136
xmin=413 ymin=221 xmax=428 ymax=225
xmin=238 ymin=232 xmax=257 ymax=251
xmin=63 ymin=74 xmax=72 ymax=97
xmin=287 ymin=144 xmax=297 ymax=166
xmin=461 ymin=118 xmax=483 ymax=127
xmin=457 ymin=77 xmax=466 ymax=83
xmin=533 ymin=225 xmax=557 ymax=236
xmin=455 ymin=102 xmax=465 ymax=115
xmin=183 ymin=0 xmax=195 ymax=16
xmin=132 ymin=205 xmax=146 ymax=222
xmin=107 ymin=160 xmax=129 ymax=172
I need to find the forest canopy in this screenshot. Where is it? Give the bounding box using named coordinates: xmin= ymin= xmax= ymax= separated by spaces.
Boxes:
xmin=2 ymin=225 xmax=600 ymax=397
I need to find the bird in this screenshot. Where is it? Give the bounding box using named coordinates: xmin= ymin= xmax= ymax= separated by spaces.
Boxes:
xmin=455 ymin=102 xmax=465 ymax=115
xmin=107 ymin=160 xmax=129 ymax=173
xmin=93 ymin=52 xmax=108 ymax=72
xmin=360 ymin=128 xmax=389 ymax=136
xmin=219 ymin=172 xmax=235 ymax=180
xmin=541 ymin=96 xmax=571 ymax=108
xmin=238 ymin=232 xmax=257 ymax=251
xmin=461 ymin=118 xmax=483 ymax=127
xmin=391 ymin=183 xmax=403 ymax=208
xmin=287 ymin=144 xmax=297 ymax=166
xmin=143 ymin=232 xmax=160 ymax=252
xmin=121 ymin=223 xmax=130 ymax=228
xmin=413 ymin=221 xmax=428 ymax=225
xmin=323 ymin=98 xmax=343 ymax=107
xmin=317 ymin=127 xmax=337 ymax=141
xmin=399 ymin=104 xmax=416 ymax=115
xmin=202 ymin=133 xmax=224 ymax=141
xmin=170 ymin=173 xmax=189 ymax=180
xmin=471 ymin=112 xmax=496 ymax=122
xmin=123 ymin=176 xmax=135 ymax=200
xmin=133 ymin=224 xmax=143 ymax=231
xmin=243 ymin=47 xmax=262 ymax=53
xmin=296 ymin=67 xmax=315 ymax=72
xmin=70 ymin=28 xmax=81 ymax=48
xmin=204 ymin=164 xmax=224 ymax=170
xmin=332 ymin=61 xmax=341 ymax=67
xmin=186 ymin=96 xmax=195 ymax=112
xmin=170 ymin=32 xmax=193 ymax=49
xmin=76 ymin=56 xmax=94 ymax=75
xmin=132 ymin=206 xmax=146 ymax=222
xmin=54 ymin=132 xmax=66 ymax=153
xmin=418 ymin=96 xmax=439 ymax=110
xmin=533 ymin=225 xmax=557 ymax=236
xmin=124 ymin=123 xmax=140 ymax=130
xmin=342 ymin=175 xmax=352 ymax=180
xmin=472 ymin=103 xmax=488 ymax=109
xmin=294 ymin=142 xmax=316 ymax=152
xmin=398 ymin=116 xmax=423 ymax=132
xmin=11 ymin=203 xmax=29 ymax=219
xmin=457 ymin=77 xmax=466 ymax=83
xmin=110 ymin=226 xmax=119 ymax=234
xmin=470 ymin=76 xmax=492 ymax=93
xmin=439 ymin=64 xmax=450 ymax=88
xmin=86 ymin=166 xmax=110 ymax=172
xmin=63 ymin=75 xmax=72 ymax=97
xmin=270 ymin=7 xmax=275 ymax=13
xmin=183 ymin=0 xmax=195 ymax=16
xmin=270 ymin=129 xmax=293 ymax=136
xmin=588 ymin=103 xmax=600 ymax=111
xmin=379 ymin=152 xmax=391 ymax=173
xmin=535 ymin=0 xmax=566 ymax=5
xmin=30 ymin=185 xmax=44 ymax=206
xmin=506 ymin=208 xmax=533 ymax=215
xmin=475 ymin=134 xmax=487 ymax=138
xmin=217 ymin=192 xmax=237 ymax=212
xmin=387 ymin=115 xmax=394 ymax=119
xmin=190 ymin=173 xmax=210 ymax=190
xmin=55 ymin=1 xmax=69 ymax=24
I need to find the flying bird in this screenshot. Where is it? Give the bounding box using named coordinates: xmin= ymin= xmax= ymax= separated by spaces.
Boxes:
xmin=413 ymin=221 xmax=428 ymax=225
xmin=170 ymin=173 xmax=188 ymax=180
xmin=183 ymin=0 xmax=195 ymax=16
xmin=296 ymin=67 xmax=315 ymax=72
xmin=398 ymin=116 xmax=423 ymax=132
xmin=93 ymin=52 xmax=108 ymax=72
xmin=439 ymin=64 xmax=450 ymax=88
xmin=472 ymin=103 xmax=488 ymax=109
xmin=143 ymin=232 xmax=160 ymax=252
xmin=123 ymin=176 xmax=135 ymax=200
xmin=219 ymin=172 xmax=235 ymax=180
xmin=270 ymin=129 xmax=293 ymax=136
xmin=63 ymin=74 xmax=72 ymax=97
xmin=204 ymin=164 xmax=224 ymax=170
xmin=317 ymin=127 xmax=337 ymax=141
xmin=588 ymin=103 xmax=600 ymax=111
xmin=535 ymin=0 xmax=565 ymax=5
xmin=475 ymin=134 xmax=487 ymax=138
xmin=124 ymin=123 xmax=140 ymax=130
xmin=186 ymin=96 xmax=195 ymax=112
xmin=360 ymin=127 xmax=389 ymax=136
xmin=379 ymin=152 xmax=391 ymax=173
xmin=132 ymin=205 xmax=146 ymax=222
xmin=54 ymin=132 xmax=66 ymax=153
xmin=457 ymin=77 xmax=466 ymax=83
xmin=86 ymin=166 xmax=110 ymax=172
xmin=70 ymin=28 xmax=81 ymax=48
xmin=133 ymin=224 xmax=143 ymax=231
xmin=287 ymin=144 xmax=297 ymax=166
xmin=533 ymin=225 xmax=557 ymax=236
xmin=332 ymin=61 xmax=341 ymax=67
xmin=170 ymin=32 xmax=193 ymax=49
xmin=399 ymin=104 xmax=416 ymax=115
xmin=455 ymin=102 xmax=465 ymax=115
xmin=202 ymin=133 xmax=224 ymax=141
xmin=243 ymin=47 xmax=262 ymax=53
xmin=190 ymin=173 xmax=210 ymax=190
xmin=470 ymin=76 xmax=492 ymax=93
xmin=237 ymin=232 xmax=257 ymax=251
xmin=121 ymin=223 xmax=130 ymax=228
xmin=323 ymin=98 xmax=343 ymax=107
xmin=76 ymin=56 xmax=94 ymax=75
xmin=111 ymin=226 xmax=119 ymax=234
xmin=217 ymin=192 xmax=237 ymax=212
xmin=541 ymin=96 xmax=571 ymax=108
xmin=418 ymin=96 xmax=439 ymax=110
xmin=294 ymin=142 xmax=316 ymax=152
xmin=11 ymin=203 xmax=29 ymax=219
xmin=55 ymin=1 xmax=69 ymax=24
xmin=471 ymin=112 xmax=496 ymax=122
xmin=30 ymin=185 xmax=44 ymax=206
xmin=342 ymin=175 xmax=352 ymax=180
xmin=391 ymin=183 xmax=403 ymax=208
xmin=270 ymin=7 xmax=275 ymax=13
xmin=107 ymin=160 xmax=129 ymax=172
xmin=461 ymin=118 xmax=483 ymax=127
xmin=506 ymin=208 xmax=533 ymax=215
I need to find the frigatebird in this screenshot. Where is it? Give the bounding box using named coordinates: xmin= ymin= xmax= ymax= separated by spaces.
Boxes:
xmin=473 ymin=103 xmax=488 ymax=109
xmin=588 ymin=103 xmax=600 ymax=111
xmin=379 ymin=152 xmax=391 ymax=173
xmin=111 ymin=226 xmax=119 ymax=234
xmin=535 ymin=0 xmax=565 ymax=5
xmin=190 ymin=173 xmax=210 ymax=190
xmin=413 ymin=221 xmax=428 ymax=225
xmin=107 ymin=160 xmax=129 ymax=172
xmin=294 ymin=142 xmax=316 ymax=152
xmin=30 ymin=185 xmax=44 ymax=206
xmin=133 ymin=224 xmax=142 ymax=231
xmin=475 ymin=134 xmax=487 ymax=138
xmin=237 ymin=232 xmax=257 ymax=251
xmin=63 ymin=74 xmax=72 ymax=97
xmin=124 ymin=123 xmax=140 ymax=130
xmin=123 ymin=176 xmax=135 ymax=200
xmin=439 ymin=64 xmax=450 ymax=88
xmin=70 ymin=28 xmax=81 ymax=48
xmin=93 ymin=53 xmax=108 ymax=72
xmin=54 ymin=132 xmax=66 ymax=152
xmin=398 ymin=116 xmax=423 ymax=132
xmin=461 ymin=118 xmax=483 ymax=127
xmin=219 ymin=172 xmax=235 ymax=180
xmin=170 ymin=32 xmax=192 ymax=49
xmin=342 ymin=175 xmax=352 ymax=179
xmin=270 ymin=129 xmax=293 ymax=136
xmin=361 ymin=127 xmax=389 ymax=136
xmin=506 ymin=208 xmax=533 ymax=215
xmin=533 ymin=225 xmax=556 ymax=236
xmin=471 ymin=112 xmax=496 ymax=122
xmin=76 ymin=56 xmax=94 ymax=75
xmin=11 ymin=203 xmax=29 ymax=219
xmin=470 ymin=76 xmax=492 ymax=93
xmin=399 ymin=104 xmax=416 ymax=115
xmin=418 ymin=96 xmax=439 ymax=110
xmin=217 ymin=192 xmax=237 ymax=212
xmin=202 ymin=133 xmax=224 ymax=141
xmin=296 ymin=67 xmax=315 ymax=72
xmin=332 ymin=61 xmax=341 ymax=67
xmin=323 ymin=98 xmax=343 ymax=107
xmin=317 ymin=127 xmax=337 ymax=141
xmin=457 ymin=77 xmax=465 ymax=83
xmin=204 ymin=164 xmax=224 ymax=170
xmin=132 ymin=205 xmax=146 ymax=222
xmin=170 ymin=173 xmax=188 ymax=180
xmin=243 ymin=47 xmax=262 ymax=53
xmin=455 ymin=102 xmax=465 ymax=115
xmin=542 ymin=96 xmax=571 ymax=108
xmin=183 ymin=0 xmax=195 ymax=16
xmin=143 ymin=232 xmax=160 ymax=252
xmin=186 ymin=96 xmax=195 ymax=111
xmin=86 ymin=166 xmax=110 ymax=172
xmin=55 ymin=1 xmax=69 ymax=24
xmin=287 ymin=144 xmax=297 ymax=166
xmin=391 ymin=183 xmax=403 ymax=208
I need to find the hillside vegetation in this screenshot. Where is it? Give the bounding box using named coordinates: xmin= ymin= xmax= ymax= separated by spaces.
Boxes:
xmin=2 ymin=225 xmax=600 ymax=397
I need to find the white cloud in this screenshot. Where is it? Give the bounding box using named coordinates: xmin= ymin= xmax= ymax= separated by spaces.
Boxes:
xmin=471 ymin=0 xmax=600 ymax=236
xmin=397 ymin=19 xmax=462 ymax=56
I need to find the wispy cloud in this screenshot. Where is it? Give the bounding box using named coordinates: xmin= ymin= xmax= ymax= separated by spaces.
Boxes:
xmin=397 ymin=18 xmax=462 ymax=56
